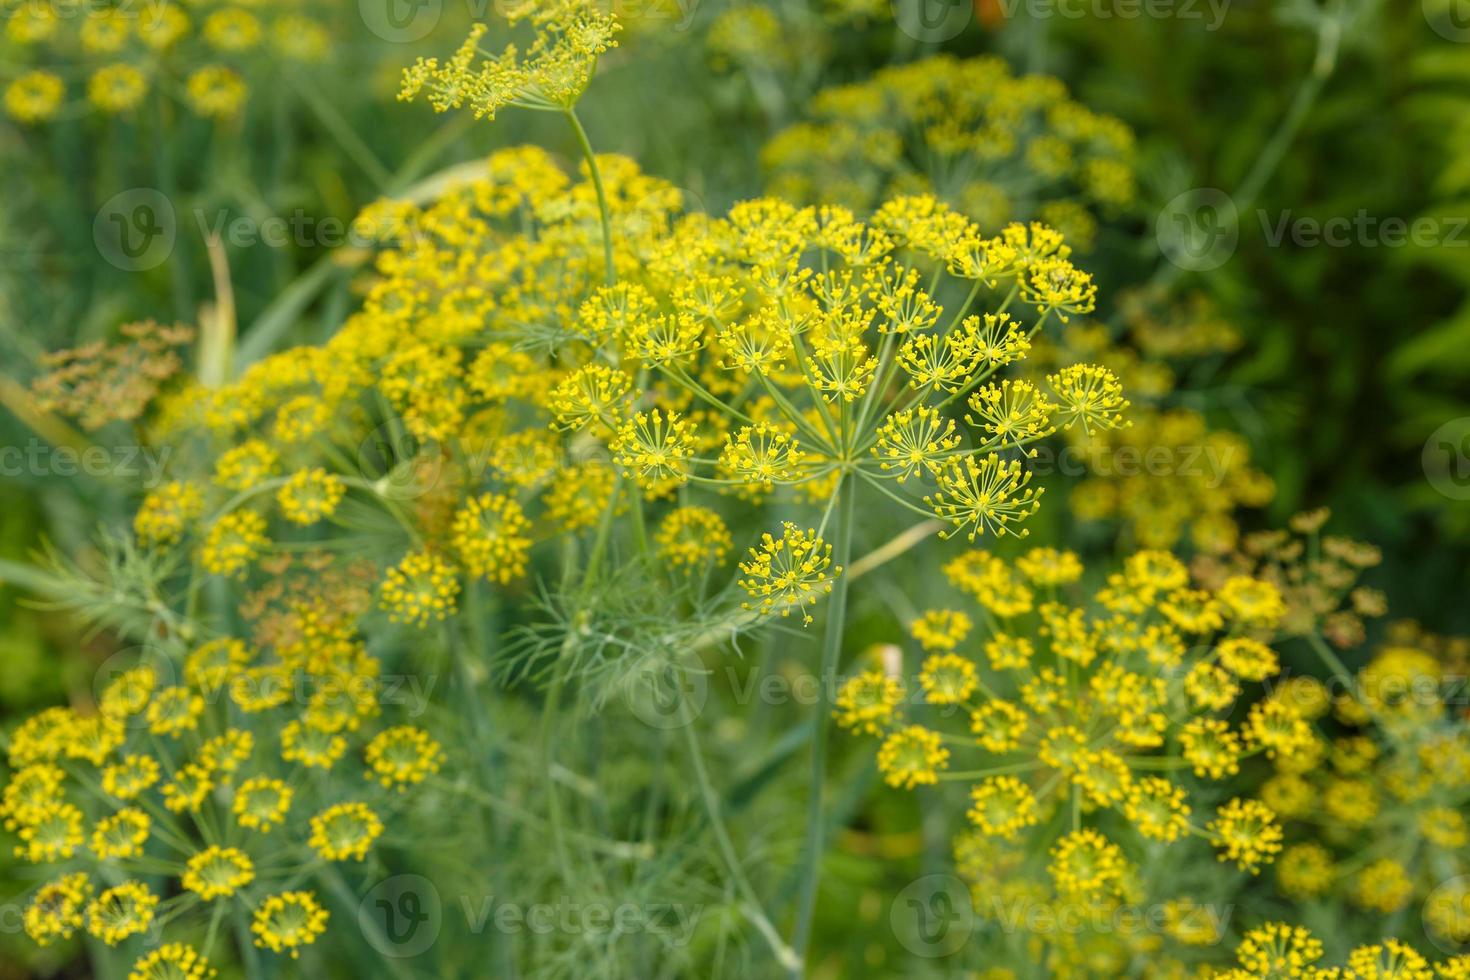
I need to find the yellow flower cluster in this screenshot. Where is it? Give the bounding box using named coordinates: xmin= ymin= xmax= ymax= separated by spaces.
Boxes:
xmin=122 ymin=141 xmax=1113 ymax=644
xmin=762 ymin=55 xmax=1137 ymax=250
xmin=2 ymin=623 xmax=441 ymax=967
xmin=1193 ymin=507 xmax=1387 ymax=647
xmin=1 ymin=0 xmax=330 ymax=122
xmin=1216 ymin=922 xmax=1470 ymax=978
xmin=1027 ymin=299 xmax=1275 ymax=551
xmin=1265 ymin=622 xmax=1470 ymax=943
xmin=840 ymin=545 xmax=1311 ymax=909
xmin=400 ymin=0 xmax=620 ymax=118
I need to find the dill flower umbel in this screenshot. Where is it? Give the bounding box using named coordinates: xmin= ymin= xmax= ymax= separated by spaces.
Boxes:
xmin=200 ymin=510 xmax=269 ymax=578
xmin=1049 ymin=828 xmax=1127 ymax=901
xmin=91 ymin=807 xmax=151 ymax=860
xmin=911 ymin=609 xmax=973 ymax=652
xmin=135 ymin=481 xmax=204 ymax=546
xmin=1233 ymin=921 xmax=1324 ymax=975
xmin=146 ymin=685 xmax=205 ymax=737
xmin=183 ymin=845 xmax=256 ymax=900
xmin=834 ymin=670 xmax=906 ymax=736
xmin=919 ymin=653 xmax=978 ymax=704
xmin=842 ymin=543 xmax=1315 ymax=922
xmin=15 ymin=801 xmax=84 ymax=863
xmin=253 ymin=891 xmax=329 ymax=958
xmin=102 ymin=754 xmax=161 ymax=800
xmin=185 ymin=65 xmax=247 ymax=118
xmin=234 ymin=777 xmax=294 ymax=832
xmin=612 ymin=409 xmax=697 ymax=490
xmin=763 ymin=55 xmax=1136 ymax=249
xmin=1208 ymin=798 xmax=1283 ymax=874
xmin=280 ymin=720 xmax=348 ymax=770
xmin=127 ymin=943 xmax=214 ymax=980
xmin=5 ymin=70 xmax=66 ymax=123
xmin=656 ymin=506 xmax=733 ymax=569
xmin=277 ymin=468 xmax=346 ymax=525
xmin=24 ymin=872 xmax=91 ymax=946
xmin=308 ymin=802 xmax=384 ymax=861
xmin=925 ymin=455 xmax=1044 ymax=541
xmin=364 ymin=726 xmax=445 ymax=790
xmin=399 ymin=1 xmax=620 ymax=118
xmin=967 ymin=776 xmax=1039 ymax=840
xmin=380 ymin=550 xmax=461 ymax=626
xmin=738 ymin=524 xmax=839 ymax=626
xmin=876 ymin=724 xmax=949 ymax=789
xmin=451 ymin=493 xmax=532 ymax=585
xmin=87 ymin=64 xmax=148 ymax=113
xmin=87 ymin=881 xmax=158 ymax=946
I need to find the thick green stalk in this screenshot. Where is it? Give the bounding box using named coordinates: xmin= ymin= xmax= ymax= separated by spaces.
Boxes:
xmin=788 ymin=476 xmax=856 ymax=974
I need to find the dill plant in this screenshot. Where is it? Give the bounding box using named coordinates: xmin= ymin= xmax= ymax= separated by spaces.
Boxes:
xmin=6 ymin=6 xmax=1128 ymax=973
xmin=4 ymin=0 xmax=1468 ymax=976
xmin=396 ymin=12 xmax=1130 ymax=969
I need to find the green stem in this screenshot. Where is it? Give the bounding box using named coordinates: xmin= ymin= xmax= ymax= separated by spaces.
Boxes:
xmin=564 ymin=107 xmax=614 ymax=286
xmin=539 ymin=643 xmax=577 ymax=885
xmin=234 ymin=905 xmax=266 ymax=980
xmin=457 ymin=583 xmax=517 ymax=977
xmin=788 ymin=475 xmax=856 ymax=975
xmin=1151 ymin=3 xmax=1342 ymax=294
xmin=679 ymin=705 xmax=801 ymax=973
xmin=1234 ymin=7 xmax=1340 ymax=211
xmin=286 ymin=70 xmax=392 ymax=189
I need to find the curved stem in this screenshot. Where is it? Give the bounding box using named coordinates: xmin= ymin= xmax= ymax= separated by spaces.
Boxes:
xmin=788 ymin=475 xmax=856 ymax=975
xmin=679 ymin=705 xmax=801 ymax=973
xmin=564 ymin=107 xmax=615 ymax=286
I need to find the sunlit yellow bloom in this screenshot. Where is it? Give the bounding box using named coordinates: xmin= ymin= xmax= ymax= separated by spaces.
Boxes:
xmin=183 ymin=846 xmax=255 ymax=900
